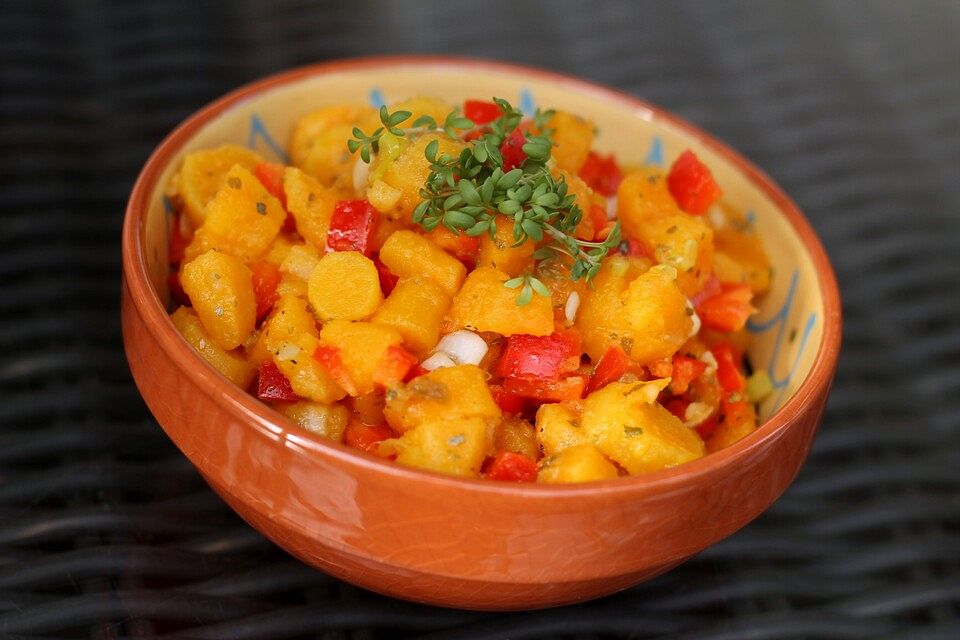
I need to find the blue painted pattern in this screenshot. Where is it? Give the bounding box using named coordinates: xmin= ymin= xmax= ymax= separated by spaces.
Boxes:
xmin=246 ymin=114 xmax=289 ymax=163
xmin=644 ymin=136 xmax=664 ymax=166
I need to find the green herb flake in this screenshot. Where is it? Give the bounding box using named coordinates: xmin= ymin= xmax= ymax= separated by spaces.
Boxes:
xmin=256 ymin=202 xmax=266 ymax=215
xmin=227 ymin=177 xmax=241 ymax=189
xmin=624 ymin=426 xmax=644 ymax=437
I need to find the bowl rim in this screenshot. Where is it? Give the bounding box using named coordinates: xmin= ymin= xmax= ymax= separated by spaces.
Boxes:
xmin=122 ymin=55 xmax=842 ymax=498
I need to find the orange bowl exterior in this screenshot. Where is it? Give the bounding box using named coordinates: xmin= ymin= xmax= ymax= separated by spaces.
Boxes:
xmin=121 ymin=57 xmax=842 ymax=610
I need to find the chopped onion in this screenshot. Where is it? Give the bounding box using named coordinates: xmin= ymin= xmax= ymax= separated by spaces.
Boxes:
xmin=564 ymin=291 xmax=581 ymax=325
xmin=352 ymin=154 xmax=373 ymax=190
xmin=699 ymin=350 xmax=718 ymax=375
xmin=276 ymin=343 xmax=301 ymax=362
xmin=606 ymin=196 xmax=618 ymax=220
xmin=683 ymin=401 xmax=714 ymax=428
xmin=421 ymin=351 xmax=457 ymax=371
xmin=685 ymin=299 xmax=701 ymax=338
xmin=435 ymin=330 xmax=488 ymax=366
xmin=707 ymin=204 xmax=726 ymax=229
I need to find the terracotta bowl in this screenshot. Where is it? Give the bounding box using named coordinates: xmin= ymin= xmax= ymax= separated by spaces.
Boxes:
xmin=121 ymin=57 xmax=841 ymax=610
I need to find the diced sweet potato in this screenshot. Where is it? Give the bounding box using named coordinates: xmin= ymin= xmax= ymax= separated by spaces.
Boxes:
xmin=622 ymin=264 xmax=694 ymax=363
xmin=711 ymin=210 xmax=771 ymax=294
xmin=706 ymin=401 xmax=758 ymax=453
xmin=478 ymin=218 xmax=535 ymax=276
xmin=185 ymin=165 xmax=286 ymax=264
xmin=261 ymin=294 xmax=318 ymax=354
xmin=179 ymin=250 xmax=256 ymax=351
xmin=283 ymin=167 xmax=336 ymax=251
xmin=176 ymin=144 xmax=266 ymax=226
xmin=378 ymin=230 xmax=466 ymax=297
xmin=319 ymin=320 xmax=403 ymax=396
xmin=307 ymin=251 xmax=383 ymax=321
xmin=380 ymin=415 xmax=490 ymax=477
xmin=495 ymin=416 xmax=540 ymax=460
xmin=289 ymin=104 xmax=375 ymax=187
xmin=277 ymin=401 xmax=350 ymax=441
xmin=449 ymin=267 xmax=554 ymax=337
xmin=617 ymin=168 xmax=683 ymax=231
xmin=537 ymin=444 xmax=618 ymax=483
xmin=170 ymin=306 xmax=255 ymax=388
xmin=371 ymin=277 xmax=451 ymax=356
xmin=273 ymin=333 xmax=346 ymax=403
xmin=380 ymin=134 xmax=465 ymax=221
xmin=580 ymin=381 xmax=705 ymax=474
xmin=384 ymin=364 xmax=501 ymax=434
xmin=546 ymin=111 xmax=594 ymax=174
xmin=535 ymin=401 xmax=585 ymax=457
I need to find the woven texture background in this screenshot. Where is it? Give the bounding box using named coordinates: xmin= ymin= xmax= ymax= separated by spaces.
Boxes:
xmin=2 ymin=1 xmax=959 ymax=638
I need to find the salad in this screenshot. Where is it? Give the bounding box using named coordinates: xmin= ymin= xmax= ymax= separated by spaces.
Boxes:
xmin=164 ymin=96 xmax=772 ymax=482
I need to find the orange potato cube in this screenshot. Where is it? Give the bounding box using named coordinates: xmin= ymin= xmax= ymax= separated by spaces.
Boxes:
xmin=262 ymin=294 xmax=318 ymax=354
xmin=170 ymin=306 xmax=255 ymax=388
xmin=381 ymin=134 xmax=465 ymax=221
xmin=384 ymin=364 xmax=501 ymax=434
xmin=176 ymin=144 xmax=265 ymax=226
xmin=623 ymin=264 xmax=694 ymax=363
xmin=535 ymin=401 xmax=586 ymax=457
xmin=449 ymin=267 xmax=554 ymax=337
xmin=547 ymin=111 xmax=594 ymax=174
xmin=478 ymin=218 xmax=535 ymax=276
xmin=371 ymin=277 xmax=451 ymax=356
xmin=616 ymin=168 xmax=683 ymax=233
xmin=706 ymin=402 xmax=758 ymax=453
xmin=180 ymin=249 xmax=256 ymax=351
xmin=495 ymin=416 xmax=540 ymax=460
xmin=283 ymin=167 xmax=337 ymax=251
xmin=319 ymin=320 xmax=403 ymax=396
xmin=537 ymin=444 xmax=619 ymax=483
xmin=277 ymin=401 xmax=350 ymax=441
xmin=289 ymin=104 xmax=375 ymax=186
xmin=307 ymin=251 xmax=383 ymax=321
xmin=378 ymin=230 xmax=466 ymax=297
xmin=273 ymin=333 xmax=346 ymax=404
xmin=380 ymin=415 xmax=490 ymax=478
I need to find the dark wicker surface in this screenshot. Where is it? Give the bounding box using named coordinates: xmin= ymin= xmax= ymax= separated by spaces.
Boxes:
xmin=2 ymin=1 xmax=959 ymax=638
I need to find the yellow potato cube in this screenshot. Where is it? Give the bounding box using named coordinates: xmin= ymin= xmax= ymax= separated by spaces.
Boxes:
xmin=289 ymin=104 xmax=375 ymax=184
xmin=535 ymin=401 xmax=586 ymax=457
xmin=495 ymin=416 xmax=540 ymax=460
xmin=179 ymin=250 xmax=256 ymax=350
xmin=262 ymin=294 xmax=318 ymax=355
xmin=547 ymin=111 xmax=594 ymax=174
xmin=381 ymin=134 xmax=465 ymax=221
xmin=537 ymin=444 xmax=618 ymax=484
xmin=273 ymin=333 xmax=346 ymax=404
xmin=277 ymin=401 xmax=350 ymax=442
xmin=449 ymin=267 xmax=554 ymax=337
xmin=706 ymin=403 xmax=758 ymax=453
xmin=712 ymin=211 xmax=772 ymax=294
xmin=576 ymin=255 xmax=646 ymax=360
xmin=581 ymin=381 xmax=705 ymax=474
xmin=371 ymin=277 xmax=451 ymax=356
xmin=280 ymin=242 xmax=321 ymax=281
xmin=170 ymin=306 xmax=255 ymax=388
xmin=384 ymin=364 xmax=500 ymax=434
xmin=176 ymin=144 xmax=265 ymax=226
xmin=378 ymin=230 xmax=466 ymax=297
xmin=617 ymin=168 xmax=683 ymax=233
xmin=283 ymin=167 xmax=336 ymax=251
xmin=623 ymin=264 xmax=694 ymax=363
xmin=380 ymin=416 xmax=490 ymax=478
xmin=535 ymin=254 xmax=589 ymax=315
xmin=478 ymin=218 xmax=535 ymax=276
xmin=367 ymin=178 xmax=403 ymax=213
xmin=642 ymin=213 xmax=714 ymax=298
xmin=185 ymin=165 xmax=286 ymax=264
xmin=319 ymin=320 xmax=403 ymax=396
xmin=307 ymin=251 xmax=383 ymax=321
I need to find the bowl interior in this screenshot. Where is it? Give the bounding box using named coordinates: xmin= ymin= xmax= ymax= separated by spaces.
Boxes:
xmin=142 ymin=61 xmax=825 ymax=421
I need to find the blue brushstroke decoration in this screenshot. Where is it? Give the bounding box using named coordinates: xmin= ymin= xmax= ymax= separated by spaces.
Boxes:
xmin=644 ymin=136 xmax=664 ymax=166
xmin=247 ymin=114 xmax=289 ymax=163
xmin=369 ymin=87 xmax=386 ymax=108
xmin=162 ymin=195 xmax=175 ymax=217
xmin=518 ymin=88 xmax=536 ymax=116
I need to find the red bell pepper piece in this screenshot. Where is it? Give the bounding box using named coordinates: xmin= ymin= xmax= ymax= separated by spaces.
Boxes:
xmin=667 ymin=150 xmax=722 ymax=215
xmin=464 ymin=99 xmax=502 ymax=125
xmin=588 ymin=204 xmax=609 ymax=240
xmin=427 ymin=226 xmax=479 ymax=269
xmin=500 ymin=127 xmax=527 ymax=172
xmin=664 ymin=396 xmax=691 ymax=420
xmin=253 ymin=162 xmax=287 ymax=207
xmin=697 ymin=283 xmax=754 ymax=333
xmin=502 ymin=374 xmax=587 ymax=402
xmin=326 ymin=200 xmax=380 ymax=255
xmin=344 ymin=421 xmax=395 ymax=455
xmin=483 ymin=451 xmax=538 ymax=482
xmin=250 ymin=260 xmax=282 ymax=322
xmin=373 ymin=256 xmax=399 ymax=296
xmin=669 ymin=354 xmax=707 ymax=395
xmin=587 ymin=345 xmax=630 ymax=393
xmin=711 ymin=343 xmax=746 ymax=397
xmin=578 ymin=151 xmax=623 ymax=197
xmin=489 ymin=383 xmax=526 ymax=414
xmin=373 ymin=345 xmax=418 ymax=388
xmin=257 ymin=359 xmax=299 ymax=402
xmin=404 ymin=364 xmax=429 ymax=382
xmin=695 ymin=411 xmax=720 ymax=440
xmin=313 ymin=345 xmax=359 ymax=396
xmin=496 ymin=329 xmax=582 ymax=379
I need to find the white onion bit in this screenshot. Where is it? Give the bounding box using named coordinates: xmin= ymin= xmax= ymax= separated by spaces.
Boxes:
xmin=276 ymin=343 xmax=301 ymax=362
xmin=352 ymin=154 xmax=373 ymax=190
xmin=683 ymin=402 xmax=714 ymax=428
xmin=699 ymin=350 xmax=718 ymax=375
xmin=685 ymin=298 xmax=701 ymax=338
xmin=564 ymin=291 xmax=581 ymax=325
xmin=606 ymin=196 xmax=618 ymax=220
xmin=435 ymin=330 xmax=488 ymax=366
xmin=421 ymin=351 xmax=457 ymax=371
xmin=707 ymin=204 xmax=726 ymax=229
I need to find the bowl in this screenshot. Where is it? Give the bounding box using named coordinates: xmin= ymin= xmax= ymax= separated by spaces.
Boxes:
xmin=121 ymin=56 xmax=841 ymax=610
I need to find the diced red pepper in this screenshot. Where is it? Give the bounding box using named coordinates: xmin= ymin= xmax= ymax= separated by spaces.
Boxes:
xmin=711 ymin=343 xmax=746 ymax=397
xmin=496 ymin=329 xmax=582 ymax=379
xmin=373 ymin=256 xmax=399 ymax=296
xmin=499 ymin=127 xmax=527 ymax=172
xmin=373 ymin=345 xmax=418 ymax=388
xmin=695 ymin=411 xmax=720 ymax=440
xmin=502 ymin=374 xmax=587 ymax=402
xmin=483 ymin=451 xmax=538 ymax=482
xmin=578 ymin=151 xmax=623 ymax=197
xmin=670 ymin=354 xmax=707 ymax=395
xmin=404 ymin=364 xmax=429 ymax=382
xmin=464 ymin=99 xmax=502 ymax=125
xmin=647 ymin=357 xmax=674 ymax=379
xmin=257 ymin=359 xmax=299 ymax=401
xmin=691 ymin=273 xmax=722 ymax=307
xmin=326 ymin=200 xmax=380 ymax=255
xmin=344 ymin=421 xmax=395 ymax=455
xmin=250 ymin=260 xmax=282 ymax=322
xmin=667 ymin=150 xmax=723 ymax=215
xmin=587 ymin=345 xmax=631 ymax=393
xmin=253 ymin=162 xmax=287 ymax=208
xmin=490 ymin=383 xmax=527 ymax=414
xmin=697 ymin=283 xmax=754 ymax=333
xmin=168 ymin=214 xmax=191 ymax=266
xmin=313 ymin=345 xmax=359 ymax=396
xmin=427 ymin=226 xmax=480 ymax=269
xmin=664 ymin=396 xmax=691 ymax=420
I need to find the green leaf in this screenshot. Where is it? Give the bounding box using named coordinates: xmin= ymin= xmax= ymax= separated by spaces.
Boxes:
xmin=412 ymin=201 xmax=430 ymax=223
xmin=465 ymin=220 xmax=490 ymax=236
xmin=443 ymin=210 xmax=476 ymax=229
xmin=472 ymin=143 xmax=488 ymax=163
xmin=529 ymin=277 xmax=550 ymax=297
xmin=498 ymin=199 xmax=521 ymax=215
xmin=503 ymin=276 xmax=525 ymax=289
xmin=424 ymin=139 xmax=439 ymax=163
xmin=459 ymin=179 xmax=481 ymax=205
xmin=346 ymin=139 xmax=360 ymax=153
xmin=532 ymin=247 xmax=553 ymax=261
xmin=412 ymin=114 xmax=438 ymax=129
xmin=521 ymin=218 xmax=543 ymax=242
xmin=388 ymin=110 xmax=412 ymax=126
xmin=516 ymin=285 xmax=533 ymax=306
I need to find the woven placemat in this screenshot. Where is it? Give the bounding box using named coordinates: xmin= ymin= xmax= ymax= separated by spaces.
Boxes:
xmin=1 ymin=1 xmax=958 ymax=638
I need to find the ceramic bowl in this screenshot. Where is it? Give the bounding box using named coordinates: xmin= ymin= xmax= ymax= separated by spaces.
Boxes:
xmin=121 ymin=57 xmax=841 ymax=610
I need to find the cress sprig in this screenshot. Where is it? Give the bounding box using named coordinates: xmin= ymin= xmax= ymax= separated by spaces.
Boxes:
xmin=347 ymin=98 xmax=621 ymax=305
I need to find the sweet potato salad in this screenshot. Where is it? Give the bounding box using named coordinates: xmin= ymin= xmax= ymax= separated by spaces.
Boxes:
xmin=165 ymin=96 xmax=773 ymax=482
